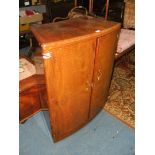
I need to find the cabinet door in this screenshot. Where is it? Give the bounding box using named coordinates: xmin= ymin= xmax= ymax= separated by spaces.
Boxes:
xmin=43 ymin=39 xmax=96 ymax=142
xmin=89 ymin=30 xmax=119 ymax=119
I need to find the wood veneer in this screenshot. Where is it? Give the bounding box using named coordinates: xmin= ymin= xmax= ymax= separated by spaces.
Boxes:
xmin=19 ymin=74 xmax=48 ymax=123
xmin=19 ymin=55 xmax=48 ymax=123
xmin=31 ymin=17 xmax=121 ymax=142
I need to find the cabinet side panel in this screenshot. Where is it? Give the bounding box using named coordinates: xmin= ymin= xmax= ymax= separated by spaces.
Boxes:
xmin=44 ymin=39 xmax=96 ymax=142
xmin=89 ymin=30 xmax=120 ymax=119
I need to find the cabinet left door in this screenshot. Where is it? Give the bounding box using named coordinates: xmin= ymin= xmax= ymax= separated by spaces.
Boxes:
xmin=43 ymin=38 xmax=96 ymax=142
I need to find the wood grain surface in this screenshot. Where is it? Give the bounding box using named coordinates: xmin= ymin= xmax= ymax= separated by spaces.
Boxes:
xmin=31 ymin=17 xmax=121 ymax=142
xmin=89 ymin=30 xmax=119 ymax=119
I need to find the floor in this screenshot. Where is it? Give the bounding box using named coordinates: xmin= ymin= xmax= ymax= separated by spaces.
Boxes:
xmin=104 ymin=51 xmax=135 ymax=128
xmin=19 ymin=110 xmax=135 ymax=155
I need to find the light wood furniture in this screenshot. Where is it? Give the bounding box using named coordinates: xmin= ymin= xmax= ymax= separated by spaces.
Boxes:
xmin=31 ymin=16 xmax=120 ymax=142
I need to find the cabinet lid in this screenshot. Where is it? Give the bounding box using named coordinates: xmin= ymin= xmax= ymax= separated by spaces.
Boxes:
xmin=31 ymin=16 xmax=120 ymax=51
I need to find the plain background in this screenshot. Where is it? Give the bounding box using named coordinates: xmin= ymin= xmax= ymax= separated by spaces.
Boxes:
xmin=0 ymin=0 xmax=155 ymax=154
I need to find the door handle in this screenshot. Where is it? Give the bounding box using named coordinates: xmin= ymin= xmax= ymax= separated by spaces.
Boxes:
xmin=85 ymin=81 xmax=93 ymax=91
xmin=97 ymin=69 xmax=102 ymax=81
xmin=42 ymin=52 xmax=52 ymax=59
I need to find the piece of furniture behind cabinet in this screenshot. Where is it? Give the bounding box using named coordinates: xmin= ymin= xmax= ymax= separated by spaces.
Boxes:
xmin=19 ymin=56 xmax=48 ymax=123
xmin=31 ymin=17 xmax=120 ymax=142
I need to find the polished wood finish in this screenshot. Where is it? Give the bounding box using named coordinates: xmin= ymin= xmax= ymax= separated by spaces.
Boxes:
xmin=31 ymin=17 xmax=120 ymax=142
xmin=89 ymin=30 xmax=119 ymax=119
xmin=19 ymin=56 xmax=48 ymax=123
xmin=44 ymin=39 xmax=96 ymax=141
xmin=19 ymin=74 xmax=48 ymax=123
xmin=31 ymin=17 xmax=120 ymax=51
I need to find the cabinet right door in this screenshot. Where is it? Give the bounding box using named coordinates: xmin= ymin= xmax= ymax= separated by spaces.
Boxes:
xmin=89 ymin=30 xmax=119 ymax=119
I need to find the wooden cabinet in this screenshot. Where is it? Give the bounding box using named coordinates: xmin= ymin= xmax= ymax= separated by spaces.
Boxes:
xmin=31 ymin=17 xmax=120 ymax=142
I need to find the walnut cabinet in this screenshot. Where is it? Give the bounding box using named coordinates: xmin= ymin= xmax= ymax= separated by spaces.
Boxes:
xmin=31 ymin=17 xmax=120 ymax=142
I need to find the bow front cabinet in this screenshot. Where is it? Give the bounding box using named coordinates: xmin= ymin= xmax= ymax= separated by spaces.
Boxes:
xmin=31 ymin=17 xmax=120 ymax=142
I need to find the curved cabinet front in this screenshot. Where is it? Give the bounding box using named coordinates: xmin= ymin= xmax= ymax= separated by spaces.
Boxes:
xmin=43 ymin=32 xmax=119 ymax=142
xmin=43 ymin=39 xmax=96 ymax=142
xmin=89 ymin=30 xmax=119 ymax=120
xmin=31 ymin=17 xmax=120 ymax=142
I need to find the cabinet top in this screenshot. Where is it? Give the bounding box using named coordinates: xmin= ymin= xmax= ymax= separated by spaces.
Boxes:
xmin=31 ymin=16 xmax=121 ymax=51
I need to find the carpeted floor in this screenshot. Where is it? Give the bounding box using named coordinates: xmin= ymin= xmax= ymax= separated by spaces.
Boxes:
xmin=104 ymin=51 xmax=135 ymax=128
xmin=20 ymin=110 xmax=135 ymax=155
